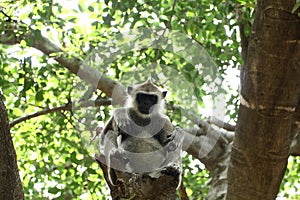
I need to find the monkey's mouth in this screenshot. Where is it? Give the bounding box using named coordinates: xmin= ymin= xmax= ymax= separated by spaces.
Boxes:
xmin=138 ymin=106 xmax=154 ymax=114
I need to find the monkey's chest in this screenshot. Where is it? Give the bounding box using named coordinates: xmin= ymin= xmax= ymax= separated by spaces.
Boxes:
xmin=120 ymin=136 xmax=163 ymax=153
xmin=116 ymin=116 xmax=165 ymax=138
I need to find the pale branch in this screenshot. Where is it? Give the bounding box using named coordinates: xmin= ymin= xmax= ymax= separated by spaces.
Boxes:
xmin=168 ymin=104 xmax=235 ymax=143
xmin=9 ymin=99 xmax=111 ymax=128
xmin=1 ymin=19 xmax=234 ymax=142
xmin=184 ymin=126 xmax=229 ymax=169
xmin=183 ymin=123 xmax=231 ymax=199
xmin=208 ymin=116 xmax=236 ymax=132
xmin=185 ymin=110 xmax=300 ymax=158
xmin=186 ymin=111 xmax=234 ymax=142
xmin=0 ymin=20 xmax=127 ymax=105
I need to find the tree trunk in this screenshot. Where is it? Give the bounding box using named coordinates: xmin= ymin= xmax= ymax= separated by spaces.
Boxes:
xmin=0 ymin=92 xmax=25 ymax=199
xmin=227 ymin=0 xmax=300 ymax=199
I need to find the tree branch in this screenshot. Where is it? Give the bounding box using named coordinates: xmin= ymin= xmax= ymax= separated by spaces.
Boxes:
xmin=166 ymin=0 xmax=177 ymax=29
xmin=183 ymin=122 xmax=231 ymax=199
xmin=9 ymin=99 xmax=111 ymax=128
xmin=0 ymin=20 xmax=127 ymax=105
xmin=0 ymin=92 xmax=24 ymax=199
xmin=236 ymin=8 xmax=250 ymax=63
xmin=208 ymin=116 xmax=236 ymax=132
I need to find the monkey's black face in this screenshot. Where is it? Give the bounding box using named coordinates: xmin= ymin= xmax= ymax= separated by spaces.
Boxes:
xmin=136 ymin=93 xmax=158 ymax=114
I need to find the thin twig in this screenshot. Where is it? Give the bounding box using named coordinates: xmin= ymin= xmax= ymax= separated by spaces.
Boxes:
xmin=236 ymin=8 xmax=249 ymax=62
xmin=166 ymin=0 xmax=177 ymax=29
xmin=178 ymin=180 xmax=189 ymax=200
xmin=208 ymin=116 xmax=236 ymax=132
xmin=9 ymin=99 xmax=111 ymax=128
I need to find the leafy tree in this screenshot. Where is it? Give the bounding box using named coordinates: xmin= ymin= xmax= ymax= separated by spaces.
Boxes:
xmin=0 ymin=0 xmax=299 ymax=199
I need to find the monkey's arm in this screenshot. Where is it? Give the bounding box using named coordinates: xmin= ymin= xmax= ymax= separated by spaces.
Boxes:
xmin=100 ymin=108 xmax=129 ymax=148
xmin=89 ymin=115 xmax=118 ymax=147
xmin=159 ymin=116 xmax=175 ymax=145
xmin=98 ymin=115 xmax=123 ymax=188
xmin=99 ymin=116 xmax=119 ymax=148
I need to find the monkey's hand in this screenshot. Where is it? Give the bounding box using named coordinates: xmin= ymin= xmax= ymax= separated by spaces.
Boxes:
xmin=166 ymin=127 xmax=184 ymax=151
xmin=109 ymin=148 xmax=129 ymax=169
xmin=113 ymin=108 xmax=131 ymax=128
xmin=89 ymin=126 xmax=103 ymax=146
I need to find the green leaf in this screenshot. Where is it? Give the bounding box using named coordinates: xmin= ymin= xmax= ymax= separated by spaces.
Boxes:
xmin=183 ymin=63 xmax=195 ymax=71
xmin=20 ymin=40 xmax=27 ymax=47
xmin=15 ymin=99 xmax=21 ymax=107
xmin=35 ymin=90 xmax=44 ymax=101
xmin=34 ymin=30 xmax=42 ymax=40
xmin=87 ymin=168 xmax=96 ymax=174
xmin=88 ymin=6 xmax=94 ymax=12
xmin=183 ymin=72 xmax=192 ymax=82
xmin=40 ymin=82 xmax=47 ymax=87
xmin=78 ymin=2 xmax=84 ymax=12
xmin=103 ymin=14 xmax=113 ymax=25
xmin=292 ymin=0 xmax=300 ymax=13
xmin=70 ymin=152 xmax=79 ymax=164
xmin=67 ymin=17 xmax=77 ymax=23
xmin=24 ymin=79 xmax=34 ymax=91
xmin=48 ymin=187 xmax=60 ymax=194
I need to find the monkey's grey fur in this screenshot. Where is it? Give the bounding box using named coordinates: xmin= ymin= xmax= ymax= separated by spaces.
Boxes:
xmin=99 ymin=78 xmax=182 ymax=190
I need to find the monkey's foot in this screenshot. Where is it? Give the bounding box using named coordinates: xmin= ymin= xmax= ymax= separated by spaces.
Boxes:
xmin=110 ymin=149 xmax=129 ymax=167
xmin=161 ymin=165 xmax=181 ymax=181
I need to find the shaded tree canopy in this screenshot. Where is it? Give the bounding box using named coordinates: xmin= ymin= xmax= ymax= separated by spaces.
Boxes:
xmin=0 ymin=0 xmax=299 ymax=199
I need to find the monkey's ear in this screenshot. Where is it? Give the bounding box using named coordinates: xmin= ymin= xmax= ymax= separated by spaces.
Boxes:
xmin=162 ymin=91 xmax=167 ymax=99
xmin=127 ymin=86 xmax=134 ymax=94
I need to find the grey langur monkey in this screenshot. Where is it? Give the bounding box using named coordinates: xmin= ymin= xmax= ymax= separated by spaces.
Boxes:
xmin=99 ymin=78 xmax=183 ymax=188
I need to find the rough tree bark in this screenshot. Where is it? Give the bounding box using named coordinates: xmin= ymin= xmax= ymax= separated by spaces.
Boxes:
xmin=0 ymin=92 xmax=25 ymax=199
xmin=227 ymin=0 xmax=300 ymax=199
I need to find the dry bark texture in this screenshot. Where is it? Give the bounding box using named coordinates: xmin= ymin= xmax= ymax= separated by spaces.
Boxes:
xmin=0 ymin=93 xmax=25 ymax=199
xmin=227 ymin=0 xmax=300 ymax=199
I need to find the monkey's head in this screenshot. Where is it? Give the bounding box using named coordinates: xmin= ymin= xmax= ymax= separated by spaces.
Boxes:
xmin=127 ymin=78 xmax=167 ymax=117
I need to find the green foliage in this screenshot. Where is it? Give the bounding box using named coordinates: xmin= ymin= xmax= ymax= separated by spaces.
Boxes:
xmin=13 ymin=114 xmax=108 ymax=199
xmin=292 ymin=0 xmax=300 ymax=15
xmin=182 ymin=155 xmax=210 ymax=198
xmin=279 ymin=157 xmax=300 ymax=199
xmin=1 ymin=0 xmax=299 ymax=199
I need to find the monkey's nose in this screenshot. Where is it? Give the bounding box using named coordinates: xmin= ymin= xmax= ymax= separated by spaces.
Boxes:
xmin=143 ymin=101 xmax=151 ymax=107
